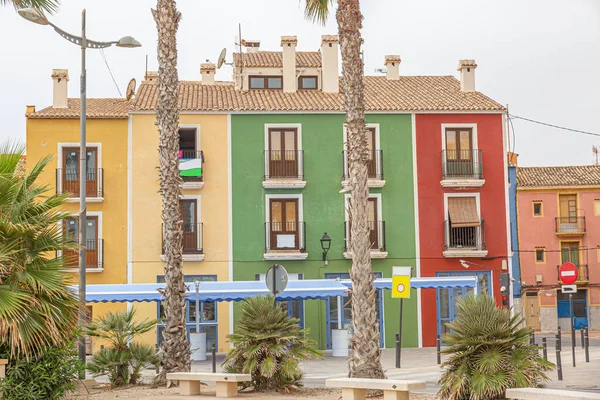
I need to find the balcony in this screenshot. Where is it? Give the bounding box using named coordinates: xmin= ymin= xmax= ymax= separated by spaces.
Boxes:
xmin=263 ymin=150 xmax=305 ymax=189
xmin=343 ymin=221 xmax=388 ymax=259
xmin=264 ymin=221 xmax=307 ymax=260
xmin=556 ymin=264 xmax=589 ymax=283
xmin=443 ymin=220 xmax=487 ymax=258
xmin=441 ymin=149 xmax=484 ymax=188
xmin=555 ymin=217 xmax=586 ymax=236
xmin=58 ymin=239 xmax=104 ymax=271
xmin=342 ymin=150 xmax=385 ymax=188
xmin=56 ymin=168 xmax=104 ymax=201
xmin=179 ymin=150 xmax=204 ymax=189
xmin=162 ymin=223 xmax=204 ymax=262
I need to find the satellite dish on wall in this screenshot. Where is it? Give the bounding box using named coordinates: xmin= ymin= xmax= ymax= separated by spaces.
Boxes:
xmin=125 ymin=78 xmax=137 ymax=101
xmin=217 ymin=48 xmax=227 ymax=69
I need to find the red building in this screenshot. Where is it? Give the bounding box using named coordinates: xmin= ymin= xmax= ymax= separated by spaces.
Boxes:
xmin=414 ymin=61 xmax=510 ymax=346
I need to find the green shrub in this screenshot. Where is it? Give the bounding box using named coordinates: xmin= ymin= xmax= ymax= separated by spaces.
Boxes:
xmin=437 ymin=295 xmax=554 ymax=400
xmin=85 ymin=309 xmax=158 ymax=387
xmin=0 ymin=340 xmax=82 ymax=400
xmin=223 ymin=296 xmax=322 ymax=392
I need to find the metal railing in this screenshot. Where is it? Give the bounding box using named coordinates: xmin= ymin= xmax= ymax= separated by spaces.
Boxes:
xmin=265 ymin=221 xmax=306 ymax=252
xmin=555 ymin=217 xmax=586 ymax=234
xmin=342 ymin=150 xmax=384 ymax=180
xmin=441 ymin=149 xmax=483 ymax=179
xmin=162 ymin=223 xmax=203 ymax=254
xmin=556 ymin=264 xmax=589 ymax=281
xmin=59 ymin=239 xmax=104 ymax=269
xmin=56 ymin=168 xmax=104 ymax=197
xmin=344 ymin=221 xmax=386 ymax=251
xmin=179 ymin=149 xmax=203 ymax=159
xmin=444 ymin=220 xmax=486 ymax=250
xmin=264 ymin=150 xmax=304 ymax=180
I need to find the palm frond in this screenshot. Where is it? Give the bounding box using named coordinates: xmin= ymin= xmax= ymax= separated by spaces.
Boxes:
xmin=303 ymin=0 xmax=333 ymax=25
xmin=1 ymin=0 xmax=60 ymax=14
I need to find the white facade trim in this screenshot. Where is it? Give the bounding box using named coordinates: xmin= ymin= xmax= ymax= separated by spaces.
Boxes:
xmin=227 ymin=114 xmax=234 ymax=338
xmin=411 ymin=113 xmax=423 ymax=347
xmin=502 ymin=112 xmax=514 ymax=311
xmin=180 ymin=194 xmax=202 ymax=222
xmin=127 ymin=116 xmax=133 ymax=286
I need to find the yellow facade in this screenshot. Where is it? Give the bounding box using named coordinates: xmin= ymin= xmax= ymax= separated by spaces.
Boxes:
xmin=26 ymin=116 xmax=129 ymax=350
xmin=130 ymin=113 xmax=230 ymax=352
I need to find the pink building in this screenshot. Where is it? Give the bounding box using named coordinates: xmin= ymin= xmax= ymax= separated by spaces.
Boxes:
xmin=517 ymin=165 xmax=600 ymax=331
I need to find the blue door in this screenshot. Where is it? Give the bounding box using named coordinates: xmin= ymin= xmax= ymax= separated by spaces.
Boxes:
xmin=325 ymin=272 xmax=384 ymax=349
xmin=557 ymin=290 xmax=588 ymax=329
xmin=436 ymin=271 xmax=491 ymax=339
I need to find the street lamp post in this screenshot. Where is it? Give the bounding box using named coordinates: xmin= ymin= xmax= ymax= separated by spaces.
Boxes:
xmin=18 ymin=8 xmax=141 ymax=375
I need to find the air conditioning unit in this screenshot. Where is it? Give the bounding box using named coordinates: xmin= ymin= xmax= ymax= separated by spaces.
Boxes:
xmin=536 ymin=274 xmax=543 ymax=283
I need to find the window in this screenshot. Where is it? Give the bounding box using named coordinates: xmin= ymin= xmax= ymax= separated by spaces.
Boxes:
xmin=249 ymin=76 xmax=282 ymax=89
xmin=595 ymin=200 xmax=600 ymax=216
xmin=442 ymin=126 xmax=481 ymax=179
xmin=343 ymin=125 xmax=383 ymax=181
xmin=269 ymin=198 xmax=299 ymax=250
xmin=561 ymin=242 xmax=580 ymax=265
xmin=180 ymin=199 xmax=201 ymax=253
xmin=298 ymin=76 xmax=317 ymax=90
xmin=61 ymin=146 xmax=100 ymax=197
xmin=267 ymin=128 xmax=298 ymax=178
xmin=535 ymin=248 xmax=545 ymax=264
xmin=533 ymin=202 xmax=543 ymax=217
xmin=62 ymin=216 xmax=101 ymax=268
xmin=345 ymin=196 xmax=384 ymax=250
xmin=559 ymin=194 xmax=577 ymax=221
xmin=445 ymin=196 xmax=484 ymax=250
xmin=178 ymin=128 xmax=197 ymax=158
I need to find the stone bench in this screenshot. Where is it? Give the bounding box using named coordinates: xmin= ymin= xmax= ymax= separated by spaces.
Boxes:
xmin=166 ymin=372 xmax=252 ymax=398
xmin=506 ymin=388 xmax=600 ymax=400
xmin=326 ymin=377 xmax=426 ymax=400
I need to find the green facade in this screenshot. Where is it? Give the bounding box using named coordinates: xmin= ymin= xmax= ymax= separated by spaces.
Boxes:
xmin=230 ymin=113 xmax=418 ymax=349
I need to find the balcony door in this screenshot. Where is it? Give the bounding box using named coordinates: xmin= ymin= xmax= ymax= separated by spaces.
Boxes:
xmin=63 ymin=216 xmax=98 ymax=267
xmin=179 ymin=128 xmax=197 ymax=159
xmin=62 ymin=147 xmax=97 ymax=196
xmin=270 ymin=199 xmax=298 ymax=250
xmin=180 ymin=200 xmax=198 ymax=253
xmin=368 ymin=198 xmax=379 ymax=249
xmin=268 ymin=128 xmax=298 ymax=178
xmin=445 ymin=128 xmax=473 ymax=176
xmin=561 ymin=242 xmax=579 ymax=266
xmin=366 ymin=128 xmax=377 ymax=178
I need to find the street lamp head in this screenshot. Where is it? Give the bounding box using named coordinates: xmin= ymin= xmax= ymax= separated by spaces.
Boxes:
xmin=18 ymin=8 xmax=49 ymax=25
xmin=116 ymin=36 xmax=142 ymax=48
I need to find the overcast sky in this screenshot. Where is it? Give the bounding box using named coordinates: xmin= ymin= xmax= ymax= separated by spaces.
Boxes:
xmin=1 ymin=0 xmax=598 ymax=166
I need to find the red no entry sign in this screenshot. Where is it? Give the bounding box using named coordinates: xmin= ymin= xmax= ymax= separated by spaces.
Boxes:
xmin=559 ymin=262 xmax=578 ymax=285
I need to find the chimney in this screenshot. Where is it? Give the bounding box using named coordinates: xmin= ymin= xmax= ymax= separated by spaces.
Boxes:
xmin=507 ymin=152 xmax=519 ymax=167
xmin=321 ymin=35 xmax=339 ymax=93
xmin=245 ymin=40 xmax=260 ymax=53
xmin=51 ymin=69 xmax=68 ymax=109
xmin=384 ymin=55 xmax=401 ymax=80
xmin=200 ymin=63 xmax=216 ymax=85
xmin=457 ymin=59 xmax=477 ymax=92
xmin=25 ymin=105 xmax=36 ymax=116
xmin=144 ymin=71 xmax=158 ymax=82
xmin=281 ymin=36 xmax=297 ymax=93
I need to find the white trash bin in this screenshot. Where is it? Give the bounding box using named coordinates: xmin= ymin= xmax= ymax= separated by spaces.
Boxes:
xmin=190 ymin=332 xmax=207 ymax=361
xmin=331 ymin=328 xmax=349 ymax=357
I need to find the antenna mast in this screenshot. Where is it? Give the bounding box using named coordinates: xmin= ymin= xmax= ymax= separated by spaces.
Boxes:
xmin=238 ymin=23 xmax=244 ymax=89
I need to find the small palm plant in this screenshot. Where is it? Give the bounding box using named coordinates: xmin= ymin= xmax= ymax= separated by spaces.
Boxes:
xmin=437 ymin=295 xmax=554 ymax=400
xmin=86 ymin=309 xmax=159 ymax=387
xmin=223 ymin=296 xmax=323 ymax=392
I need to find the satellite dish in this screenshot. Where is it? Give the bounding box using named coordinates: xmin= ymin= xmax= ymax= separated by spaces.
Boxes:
xmin=125 ymin=78 xmax=137 ymax=101
xmin=217 ymin=48 xmax=227 ymax=69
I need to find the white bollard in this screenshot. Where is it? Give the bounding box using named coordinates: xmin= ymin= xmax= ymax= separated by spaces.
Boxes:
xmin=332 ymin=329 xmax=349 ymax=357
xmin=190 ymin=332 xmax=207 ymax=361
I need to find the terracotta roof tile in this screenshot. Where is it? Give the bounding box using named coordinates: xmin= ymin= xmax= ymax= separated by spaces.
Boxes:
xmin=517 ymin=166 xmax=600 ymax=188
xmin=133 ymin=76 xmax=504 ymax=112
xmin=28 ymin=98 xmax=129 ymax=119
xmin=232 ymin=51 xmax=322 ymax=68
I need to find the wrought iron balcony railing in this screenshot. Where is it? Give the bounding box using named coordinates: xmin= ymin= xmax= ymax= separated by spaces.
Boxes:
xmin=342 ymin=150 xmax=384 ymax=181
xmin=265 ymin=221 xmax=306 ymax=252
xmin=264 ymin=150 xmax=304 ymax=180
xmin=441 ymin=149 xmax=483 ymax=179
xmin=162 ymin=223 xmax=203 ymax=254
xmin=344 ymin=221 xmax=386 ymax=251
xmin=58 ymin=239 xmax=104 ymax=269
xmin=56 ymin=168 xmax=104 ymax=197
xmin=555 ymin=217 xmax=586 ymax=234
xmin=444 ymin=220 xmax=486 ymax=251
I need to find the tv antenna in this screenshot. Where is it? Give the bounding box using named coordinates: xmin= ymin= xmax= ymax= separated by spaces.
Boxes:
xmin=593 ymin=145 xmax=598 ymax=165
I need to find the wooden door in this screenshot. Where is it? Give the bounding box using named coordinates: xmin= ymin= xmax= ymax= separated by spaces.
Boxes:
xmin=270 ymin=199 xmax=299 ymax=250
xmin=62 ymin=147 xmax=98 ymax=196
xmin=559 ymin=195 xmax=577 ymax=222
xmin=180 ymin=200 xmax=198 ymax=253
xmin=524 ymin=293 xmax=541 ymax=331
xmin=63 ymin=216 xmax=98 ymax=267
xmin=445 ymin=128 xmax=473 ymax=175
xmin=366 ymin=128 xmax=377 ymax=178
xmin=269 ymin=128 xmax=298 ymax=178
xmin=368 ymin=198 xmax=378 ymax=249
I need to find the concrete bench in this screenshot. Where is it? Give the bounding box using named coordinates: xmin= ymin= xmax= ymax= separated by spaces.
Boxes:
xmin=326 ymin=377 xmax=426 ymax=400
xmin=166 ymin=372 xmax=252 ymax=398
xmin=506 ymin=388 xmax=600 ymax=400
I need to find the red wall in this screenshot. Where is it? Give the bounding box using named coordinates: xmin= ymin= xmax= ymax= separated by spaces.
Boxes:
xmin=415 ymin=113 xmax=508 ymax=347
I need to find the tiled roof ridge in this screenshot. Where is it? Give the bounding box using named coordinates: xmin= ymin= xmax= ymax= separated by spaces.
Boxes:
xmin=517 ymin=165 xmax=600 ymax=188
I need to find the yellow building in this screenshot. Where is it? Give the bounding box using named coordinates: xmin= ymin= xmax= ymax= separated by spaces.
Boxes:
xmin=130 ymin=72 xmax=230 ymax=351
xmin=25 ymin=69 xmax=129 ymax=351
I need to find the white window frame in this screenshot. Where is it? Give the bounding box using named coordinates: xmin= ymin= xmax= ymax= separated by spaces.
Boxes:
xmin=179 ymin=124 xmax=201 ymax=153
xmin=443 ymin=193 xmax=487 ymax=257
xmin=264 ymin=194 xmax=307 ymax=260
xmin=175 ymin=194 xmax=203 ymax=262
xmin=57 ymin=142 xmax=103 ymax=201
xmin=343 ymin=193 xmax=387 ymax=258
xmin=263 ymin=123 xmax=305 ymax=188
xmin=58 ymin=211 xmax=103 ymax=272
xmin=264 ymin=123 xmax=303 ymax=152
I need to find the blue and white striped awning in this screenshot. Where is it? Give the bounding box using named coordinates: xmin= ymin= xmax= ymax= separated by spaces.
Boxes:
xmin=69 ymin=279 xmax=349 ymax=303
xmin=340 ymin=276 xmax=479 ymax=292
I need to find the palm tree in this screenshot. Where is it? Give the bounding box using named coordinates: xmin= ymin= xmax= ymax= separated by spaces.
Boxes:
xmin=0 ymin=141 xmax=79 ymax=357
xmin=304 ymin=0 xmax=385 ymax=379
xmin=152 ymin=0 xmax=191 ymax=381
xmin=438 ymin=295 xmax=554 ymax=400
xmin=1 ymin=0 xmax=60 ymax=14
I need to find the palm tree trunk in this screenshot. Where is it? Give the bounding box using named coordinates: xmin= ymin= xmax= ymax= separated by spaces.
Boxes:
xmin=152 ymin=0 xmax=190 ymax=381
xmin=337 ymin=0 xmax=386 ymax=379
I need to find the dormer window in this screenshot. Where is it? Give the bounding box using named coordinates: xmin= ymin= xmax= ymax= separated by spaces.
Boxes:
xmin=298 ymin=76 xmax=318 ymax=90
xmin=249 ymin=76 xmax=282 ymax=90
